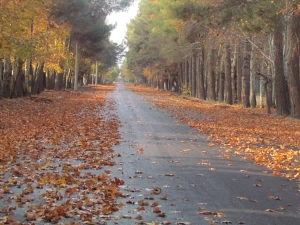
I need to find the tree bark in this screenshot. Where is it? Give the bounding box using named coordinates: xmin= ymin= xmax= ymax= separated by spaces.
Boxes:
xmin=184 ymin=58 xmax=188 ymax=87
xmin=3 ymin=57 xmax=11 ymax=98
xmin=250 ymin=48 xmax=257 ymax=108
xmin=242 ymin=41 xmax=251 ymax=108
xmin=232 ymin=44 xmax=237 ymax=104
xmin=188 ymin=56 xmax=192 ymax=96
xmin=10 ymin=58 xmax=23 ymax=98
xmin=273 ymin=20 xmax=290 ymax=116
xmin=74 ymin=41 xmax=79 ymax=90
xmin=219 ymin=53 xmax=225 ymax=102
xmin=287 ymin=13 xmax=300 ymax=119
xmin=208 ymin=48 xmax=216 ymax=101
xmin=191 ymin=53 xmax=197 ymax=97
xmin=195 ymin=55 xmax=200 ymax=98
xmin=95 ymin=60 xmax=98 ymax=85
xmin=225 ymin=44 xmax=233 ymax=104
xmin=199 ymin=46 xmax=206 ymax=100
xmin=0 ymin=59 xmax=3 ymax=99
xmin=236 ymin=41 xmax=243 ymax=103
xmin=32 ymin=63 xmax=45 ymax=94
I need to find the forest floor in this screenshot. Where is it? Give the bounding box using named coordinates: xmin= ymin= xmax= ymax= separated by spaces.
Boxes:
xmin=127 ymin=85 xmax=300 ymax=181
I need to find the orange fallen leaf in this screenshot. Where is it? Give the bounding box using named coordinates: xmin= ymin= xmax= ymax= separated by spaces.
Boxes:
xmin=135 ymin=214 xmax=143 ymax=220
xmin=157 ymin=212 xmax=166 ymax=217
xmin=153 ymin=207 xmax=161 ymax=213
xmin=160 ymin=195 xmax=168 ymax=200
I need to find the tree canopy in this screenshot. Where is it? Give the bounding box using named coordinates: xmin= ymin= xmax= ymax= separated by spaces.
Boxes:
xmin=0 ymin=0 xmax=133 ymax=97
xmin=123 ymin=0 xmax=300 ymax=119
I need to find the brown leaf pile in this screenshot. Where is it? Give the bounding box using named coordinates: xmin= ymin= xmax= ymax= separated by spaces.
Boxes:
xmin=128 ymin=85 xmax=300 ymax=180
xmin=0 ymin=86 xmax=124 ymax=224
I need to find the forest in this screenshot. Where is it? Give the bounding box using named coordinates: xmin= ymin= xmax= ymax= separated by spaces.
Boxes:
xmin=0 ymin=0 xmax=132 ymax=98
xmin=122 ymin=0 xmax=300 ymax=119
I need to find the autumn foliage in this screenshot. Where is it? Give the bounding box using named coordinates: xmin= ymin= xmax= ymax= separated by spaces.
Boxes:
xmin=128 ymin=85 xmax=300 ymax=181
xmin=0 ymin=86 xmax=125 ymax=224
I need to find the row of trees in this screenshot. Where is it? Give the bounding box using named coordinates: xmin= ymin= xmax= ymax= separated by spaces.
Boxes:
xmin=122 ymin=0 xmax=300 ymax=119
xmin=0 ymin=0 xmax=131 ymax=98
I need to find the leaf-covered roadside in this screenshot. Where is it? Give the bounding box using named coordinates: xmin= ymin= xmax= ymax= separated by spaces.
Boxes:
xmin=0 ymin=86 xmax=125 ymax=224
xmin=128 ymin=85 xmax=300 ymax=181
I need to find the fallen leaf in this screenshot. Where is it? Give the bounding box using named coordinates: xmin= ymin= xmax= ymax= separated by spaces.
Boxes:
xmin=267 ymin=194 xmax=281 ymax=200
xmin=157 ymin=212 xmax=166 ymax=217
xmin=160 ymin=195 xmax=168 ymax=200
xmin=122 ymin=215 xmax=132 ymax=219
xmin=135 ymin=214 xmax=143 ymax=220
xmin=265 ymin=209 xmax=274 ymax=212
xmin=165 ymin=173 xmax=175 ymax=176
xmin=151 ymin=187 xmax=162 ymax=195
xmin=181 ymin=149 xmax=190 ymax=154
xmin=151 ymin=201 xmax=159 ymax=207
xmin=221 ymin=221 xmax=232 ymax=224
xmin=153 ymin=207 xmax=161 ymax=213
xmin=138 ymin=200 xmax=149 ymax=206
xmin=137 ymin=148 xmax=144 ymax=153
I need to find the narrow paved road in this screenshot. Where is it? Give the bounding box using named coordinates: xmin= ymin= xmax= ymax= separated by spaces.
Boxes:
xmin=108 ymin=84 xmax=299 ymax=225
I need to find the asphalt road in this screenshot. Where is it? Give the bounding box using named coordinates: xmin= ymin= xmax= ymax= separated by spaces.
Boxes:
xmin=107 ymin=84 xmax=300 ymax=225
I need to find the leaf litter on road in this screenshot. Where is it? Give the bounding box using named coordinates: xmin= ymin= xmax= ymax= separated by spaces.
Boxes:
xmin=0 ymin=86 xmax=125 ymax=224
xmin=127 ymin=85 xmax=300 ymax=180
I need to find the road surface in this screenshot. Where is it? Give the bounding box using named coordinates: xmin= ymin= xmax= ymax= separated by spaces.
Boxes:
xmin=107 ymin=84 xmax=300 ymax=224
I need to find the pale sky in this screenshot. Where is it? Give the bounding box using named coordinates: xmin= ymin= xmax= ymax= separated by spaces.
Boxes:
xmin=107 ymin=0 xmax=140 ymax=45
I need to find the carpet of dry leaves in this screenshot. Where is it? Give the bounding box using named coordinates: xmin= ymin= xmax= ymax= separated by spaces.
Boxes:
xmin=128 ymin=85 xmax=300 ymax=181
xmin=0 ymin=86 xmax=124 ymax=224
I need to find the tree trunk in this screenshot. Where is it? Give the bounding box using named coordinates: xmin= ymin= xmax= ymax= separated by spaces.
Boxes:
xmin=199 ymin=46 xmax=206 ymax=100
xmin=264 ymin=81 xmax=272 ymax=114
xmin=287 ymin=13 xmax=300 ymax=119
xmin=236 ymin=41 xmax=243 ymax=103
xmin=95 ymin=60 xmax=98 ymax=85
xmin=74 ymin=41 xmax=79 ymax=90
xmin=178 ymin=63 xmax=182 ymax=94
xmin=10 ymin=58 xmax=23 ymax=98
xmin=225 ymin=44 xmax=233 ymax=104
xmin=232 ymin=44 xmax=237 ymax=104
xmin=259 ymin=77 xmax=264 ymax=107
xmin=54 ymin=72 xmax=64 ymax=91
xmin=188 ymin=56 xmax=192 ymax=96
xmin=242 ymin=41 xmax=251 ymax=108
xmin=196 ymin=53 xmax=200 ymax=98
xmin=219 ymin=53 xmax=225 ymax=102
xmin=0 ymin=59 xmax=3 ymax=99
xmin=46 ymin=69 xmax=56 ymax=89
xmin=2 ymin=57 xmax=11 ymax=98
xmin=273 ymin=20 xmax=290 ymax=116
xmin=184 ymin=58 xmax=188 ymax=87
xmin=208 ymin=48 xmax=216 ymax=101
xmin=63 ymin=35 xmax=71 ymax=89
xmin=32 ymin=63 xmax=45 ymax=94
xmin=250 ymin=48 xmax=257 ymax=108
xmin=191 ymin=53 xmax=197 ymax=97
